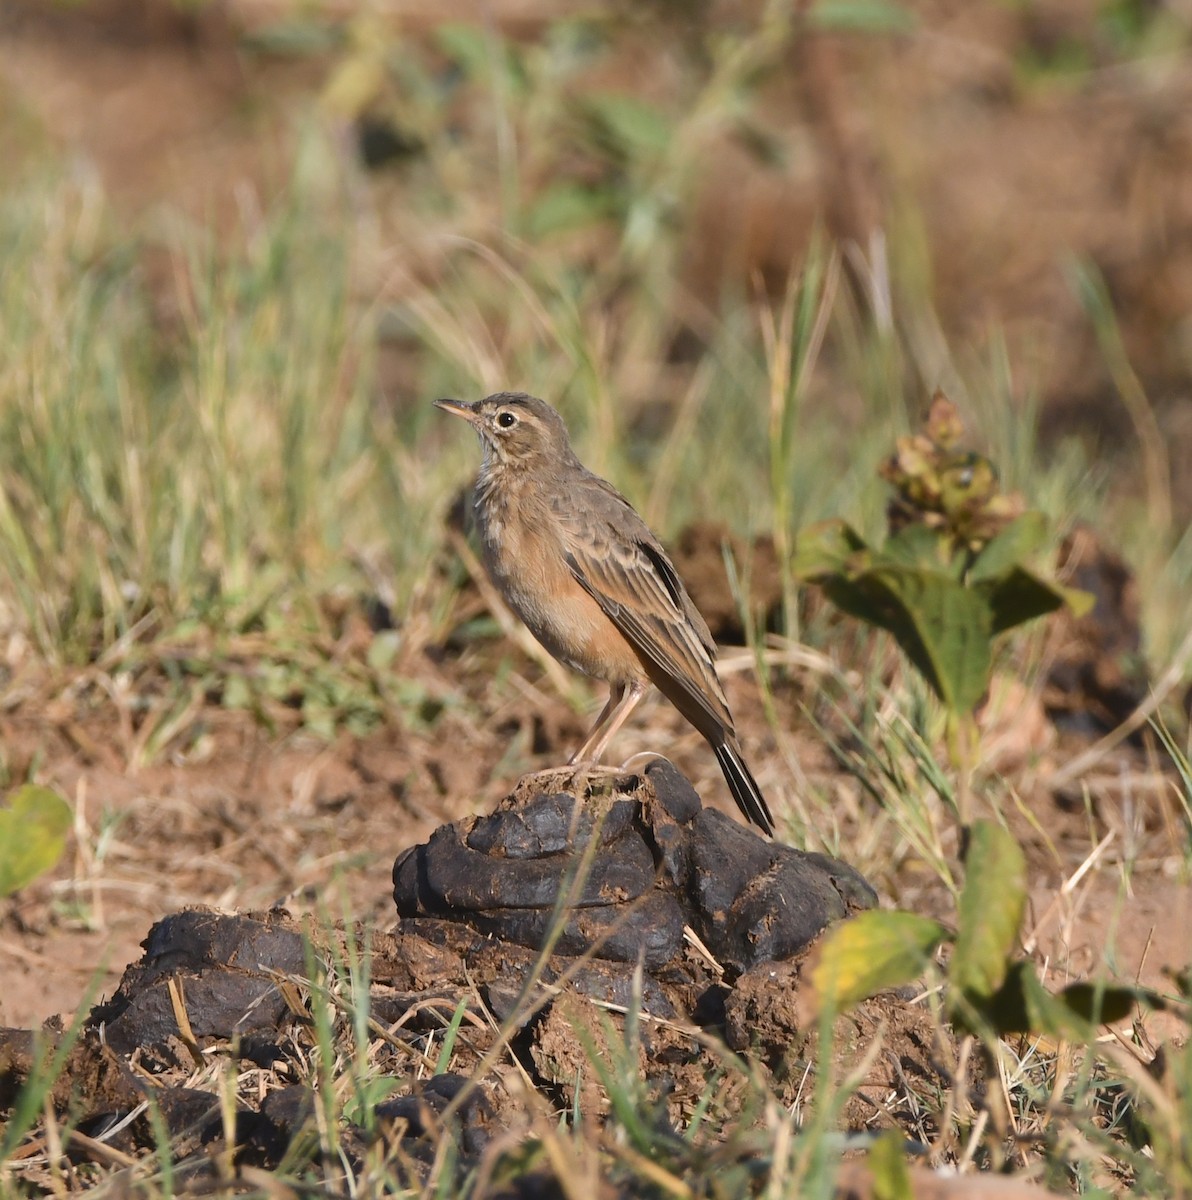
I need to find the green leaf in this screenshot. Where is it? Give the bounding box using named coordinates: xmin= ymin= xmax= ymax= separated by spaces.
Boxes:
xmin=343 ymin=1075 xmax=403 ymax=1126
xmin=976 ymin=963 xmax=1138 ymax=1039
xmin=366 ymin=630 xmax=401 ymax=672
xmin=975 ymin=566 xmax=1072 ymax=635
xmin=222 ymin=673 xmax=253 ymax=710
xmin=435 ymin=998 xmax=471 ymax=1073
xmin=1058 ymin=583 xmax=1095 ymax=619
xmin=966 ymin=512 xmax=1049 ymax=583
xmin=1053 ymin=980 xmax=1146 ymax=1028
xmin=435 ymin=25 xmax=523 ymax=92
xmin=0 ymin=785 xmax=73 ymax=898
xmin=583 ymin=93 xmax=672 ymax=156
xmin=813 ymin=910 xmax=948 ymax=1013
xmin=966 ymin=510 xmax=1095 ymax=634
xmin=792 ymin=519 xmax=869 ymax=580
xmin=951 ymin=821 xmax=1027 ymax=1003
xmin=797 ymin=521 xmax=994 ymax=711
xmin=808 ymin=0 xmax=916 ymax=33
xmin=881 ymin=524 xmax=950 ymax=572
xmin=524 ymin=183 xmax=618 ymax=238
xmin=822 ymin=568 xmax=993 ymax=712
xmin=262 ymin=662 xmax=294 ymax=701
xmin=961 ymin=961 xmax=1065 ymax=1038
xmin=321 ymin=54 xmax=385 ymax=121
xmin=435 ymin=24 xmax=490 ymax=78
xmin=242 ymin=20 xmax=341 ymax=57
xmin=867 ymin=1130 xmax=915 ymax=1200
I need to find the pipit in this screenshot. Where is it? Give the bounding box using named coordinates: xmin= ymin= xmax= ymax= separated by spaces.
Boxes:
xmin=435 ymin=391 xmax=776 ymax=836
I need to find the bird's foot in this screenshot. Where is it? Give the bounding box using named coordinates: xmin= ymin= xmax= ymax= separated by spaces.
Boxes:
xmin=511 ymin=761 xmax=635 ymax=804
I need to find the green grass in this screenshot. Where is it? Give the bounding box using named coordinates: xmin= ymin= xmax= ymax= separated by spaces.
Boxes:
xmin=0 ymin=152 xmax=1107 ymax=741
xmin=2 ymin=2 xmax=1191 ymax=1194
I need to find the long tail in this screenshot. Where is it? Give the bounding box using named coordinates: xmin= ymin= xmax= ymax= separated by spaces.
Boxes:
xmin=713 ymin=740 xmax=776 ymax=836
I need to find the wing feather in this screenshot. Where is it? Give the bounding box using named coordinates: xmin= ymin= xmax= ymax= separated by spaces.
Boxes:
xmin=557 ymin=476 xmax=734 ymax=741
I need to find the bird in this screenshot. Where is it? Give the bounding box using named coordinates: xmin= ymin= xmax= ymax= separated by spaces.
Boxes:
xmin=435 ymin=391 xmax=776 ymax=836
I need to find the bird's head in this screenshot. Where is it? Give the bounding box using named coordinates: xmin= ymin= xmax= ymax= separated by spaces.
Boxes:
xmin=434 ymin=392 xmax=576 ymax=471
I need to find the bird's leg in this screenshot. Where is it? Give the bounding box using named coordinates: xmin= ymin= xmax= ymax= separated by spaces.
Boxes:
xmin=569 ymin=684 xmax=622 ymax=764
xmin=570 ymin=680 xmax=647 ymax=764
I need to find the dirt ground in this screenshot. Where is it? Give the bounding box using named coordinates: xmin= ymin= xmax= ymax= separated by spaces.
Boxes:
xmin=0 ymin=0 xmax=1190 ymax=1051
xmin=0 ymin=661 xmax=823 ymax=1028
xmin=1 ymin=594 xmax=1188 ymax=1049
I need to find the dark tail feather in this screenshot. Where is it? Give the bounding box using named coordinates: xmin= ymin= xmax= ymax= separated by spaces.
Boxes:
xmin=714 ymin=741 xmax=775 ymax=836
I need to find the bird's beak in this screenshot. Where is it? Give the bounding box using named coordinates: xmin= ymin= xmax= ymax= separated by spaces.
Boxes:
xmin=433 ymin=398 xmax=479 ymax=424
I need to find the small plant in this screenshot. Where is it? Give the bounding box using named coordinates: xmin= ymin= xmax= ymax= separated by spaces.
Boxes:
xmin=795 ymin=393 xmax=1092 ymax=814
xmin=811 ymin=819 xmax=1167 ymax=1173
xmin=813 ymin=819 xmax=1144 ymax=1040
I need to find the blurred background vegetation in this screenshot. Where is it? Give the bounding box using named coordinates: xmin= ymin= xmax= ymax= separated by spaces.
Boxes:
xmin=0 ymin=0 xmax=1190 ymax=699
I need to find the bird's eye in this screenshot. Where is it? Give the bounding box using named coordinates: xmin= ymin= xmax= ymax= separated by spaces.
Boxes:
xmin=497 ymin=411 xmax=517 ymax=429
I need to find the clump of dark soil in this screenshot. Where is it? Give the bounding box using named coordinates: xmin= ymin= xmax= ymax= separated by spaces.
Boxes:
xmin=1044 ymin=523 xmax=1149 ymax=736
xmin=0 ymin=763 xmax=949 ymax=1192
xmin=393 ymin=758 xmax=876 ymax=973
xmin=669 ymin=521 xmax=784 ymax=645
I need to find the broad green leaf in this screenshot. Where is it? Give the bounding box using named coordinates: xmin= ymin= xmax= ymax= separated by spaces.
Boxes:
xmin=792 ymin=519 xmax=869 ymax=580
xmin=976 ymin=963 xmax=1137 ymax=1040
xmin=880 ymin=524 xmax=950 ymax=572
xmin=813 ymin=910 xmax=947 ymax=1013
xmin=263 ymin=662 xmax=293 ymax=701
xmin=967 ymin=512 xmax=1048 ymax=583
xmin=1020 ymin=968 xmax=1099 ymax=1040
xmin=0 ymin=785 xmax=73 ymax=898
xmin=867 ymin=1129 xmax=915 ymax=1200
xmin=822 ymin=568 xmax=993 ymax=713
xmin=1054 ymin=980 xmax=1146 ymax=1028
xmin=954 ymin=961 xmax=1068 ymax=1039
xmin=976 ymin=566 xmax=1089 ymax=635
xmin=952 ymin=821 xmax=1027 ymax=1002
